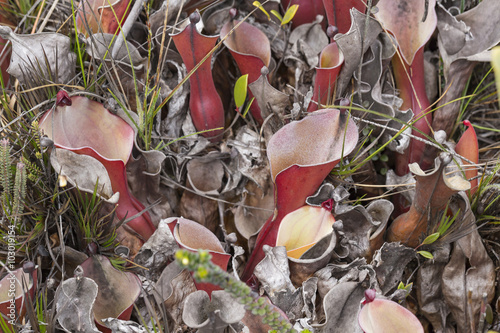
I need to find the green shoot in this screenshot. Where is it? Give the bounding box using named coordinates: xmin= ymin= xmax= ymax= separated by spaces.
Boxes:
xmin=491 ymin=46 xmax=500 ymax=108
xmin=417 ymin=251 xmax=434 ymax=259
xmin=280 ymin=5 xmax=299 ymax=26
xmin=234 ymin=74 xmax=249 ymax=110
xmin=253 ymin=1 xmax=298 ymax=26
xmin=252 ymin=1 xmax=270 ymax=20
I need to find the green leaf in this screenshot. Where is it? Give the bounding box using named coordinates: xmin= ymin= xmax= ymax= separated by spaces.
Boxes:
xmin=242 ymin=97 xmax=255 ymax=118
xmin=397 ymin=281 xmax=405 ymax=289
xmin=281 ymin=4 xmax=299 ymax=25
xmin=234 ymin=74 xmax=249 ymax=109
xmin=418 ymin=251 xmax=434 ymax=259
xmin=252 ymin=1 xmax=270 ymax=20
xmin=270 ymin=9 xmax=283 ymax=22
xmin=491 ymin=46 xmax=500 ymax=108
xmin=422 ymin=232 xmax=440 ymax=245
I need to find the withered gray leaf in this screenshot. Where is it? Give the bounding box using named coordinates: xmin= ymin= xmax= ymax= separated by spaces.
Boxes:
xmin=254 ymin=245 xmax=296 ymax=297
xmin=226 ymin=126 xmax=268 ymax=188
xmin=103 ymin=318 xmax=148 ymax=333
xmin=55 ymin=275 xmax=100 ymax=333
xmin=249 ymin=68 xmax=289 ymax=132
xmin=417 ymin=245 xmax=452 ymax=332
xmin=301 ymin=277 xmax=319 ymax=321
xmin=313 ymin=261 xmax=376 ymax=332
xmin=201 ymin=0 xmax=234 ymax=34
xmin=334 ymin=199 xmax=393 ymax=261
xmin=285 ymin=17 xmax=329 ymax=70
xmin=182 ymin=290 xmax=246 ymax=333
xmin=85 ymin=33 xmax=145 ymax=70
xmin=352 ymin=35 xmax=399 ymax=131
xmin=314 ymin=281 xmax=365 ymax=333
xmin=186 ymin=157 xmax=225 ymax=195
xmin=0 ymin=26 xmax=76 ymax=84
xmin=314 ymin=258 xmax=368 ymax=299
xmin=442 ymin=229 xmax=496 ymax=333
xmin=372 ymin=242 xmax=415 ymax=295
xmin=134 ymin=218 xmax=179 ymax=279
xmin=153 ymin=263 xmax=197 ymax=327
xmin=160 ymin=60 xmax=189 ymax=139
xmin=232 ymin=179 xmax=274 ymax=240
xmin=334 ymin=9 xmax=383 ymax=95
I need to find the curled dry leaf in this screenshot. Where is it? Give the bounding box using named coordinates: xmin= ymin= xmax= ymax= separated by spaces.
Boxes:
xmin=351 ymin=34 xmax=402 ymax=139
xmin=228 ymin=126 xmax=274 ymax=240
xmin=286 ymin=17 xmax=329 ymax=69
xmin=442 ymin=228 xmax=496 ymax=333
xmin=179 ymin=158 xmax=223 ymax=234
xmin=55 ymin=273 xmax=100 ymax=333
xmin=134 ymin=218 xmax=179 ymax=279
xmin=76 ymin=0 xmax=130 ymax=36
xmin=358 ymin=290 xmax=424 ymax=333
xmin=102 ymin=318 xmax=148 ymax=333
xmin=255 ymin=245 xmax=295 ymax=297
xmin=39 ymin=95 xmax=156 ymax=241
xmin=313 ymin=270 xmax=372 ymax=333
xmin=334 ymin=9 xmax=382 ymax=95
xmin=416 ymin=245 xmax=452 ymax=331
xmin=372 ymin=242 xmax=416 ymax=294
xmin=253 ymin=246 xmax=304 ymax=317
xmin=0 ymin=26 xmax=75 ymax=84
xmin=80 ymin=255 xmax=141 ymax=333
xmin=200 ymin=0 xmax=233 ymax=35
xmin=182 ymin=290 xmax=246 ymax=332
xmin=248 ymin=67 xmax=289 ymax=130
xmin=85 ymin=33 xmax=146 ymax=95
xmin=335 ymin=199 xmax=394 ymax=261
xmin=153 ymin=263 xmax=197 ymax=329
xmin=253 ymin=245 xmax=296 ymax=296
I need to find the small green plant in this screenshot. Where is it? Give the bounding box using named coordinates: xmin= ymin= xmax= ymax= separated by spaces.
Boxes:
xmin=175 ymin=249 xmax=299 ymax=333
xmin=234 ymin=74 xmax=255 ymax=117
xmin=67 ymin=182 xmax=119 ymax=253
xmin=415 ymin=202 xmax=462 ymax=260
xmin=252 ymin=1 xmax=299 ymax=26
